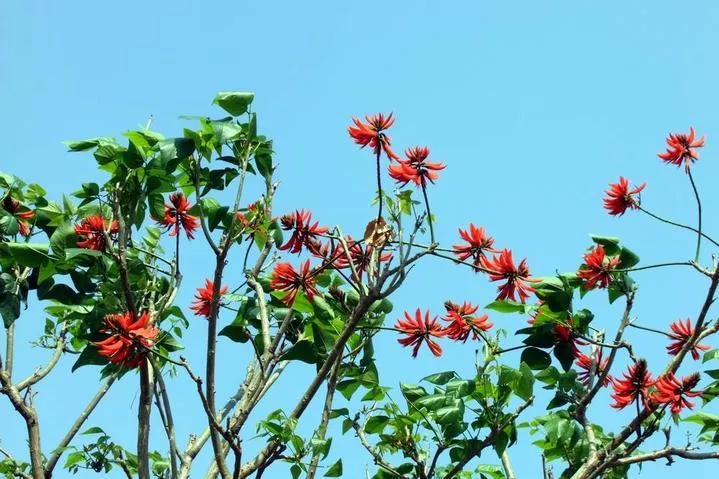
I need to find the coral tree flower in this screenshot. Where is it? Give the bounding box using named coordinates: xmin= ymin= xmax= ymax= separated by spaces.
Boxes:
xmin=650 ymin=372 xmax=702 ymax=415
xmin=610 ymin=359 xmax=654 ymax=410
xmin=348 ymin=113 xmax=400 ymax=161
xmin=236 ymin=201 xmax=267 ymax=233
xmin=577 ymin=245 xmax=621 ymax=290
xmin=2 ymin=196 xmax=34 ymax=236
xmin=395 ymin=309 xmax=446 ymax=358
xmin=190 ymin=279 xmax=229 ymax=318
xmin=575 ymin=350 xmax=611 ymax=388
xmin=453 ymin=225 xmax=496 ymax=271
xmin=279 ymin=209 xmax=328 ymax=254
xmin=270 ymin=260 xmax=319 ymax=306
xmin=553 ymin=321 xmax=587 ymax=356
xmin=388 ymin=146 xmax=446 ymax=187
xmin=311 ymin=235 xmax=392 ymax=282
xmin=480 ymin=249 xmax=534 ymax=303
xmin=666 ymin=318 xmax=710 ymax=360
xmin=158 ymin=192 xmax=199 ymax=239
xmin=658 ymin=127 xmax=705 ymax=172
xmin=442 ymin=301 xmax=492 ymax=342
xmin=94 ymin=311 xmax=159 ymax=368
xmin=603 ymin=177 xmax=646 ymax=216
xmin=74 ymin=214 xmax=119 ymax=251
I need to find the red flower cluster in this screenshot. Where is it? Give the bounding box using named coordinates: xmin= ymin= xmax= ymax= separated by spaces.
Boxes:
xmin=158 ymin=192 xmax=199 ymax=239
xmin=94 ymin=311 xmax=159 ymax=368
xmin=480 ymin=249 xmax=535 ymax=303
xmin=575 ymin=350 xmax=611 ymax=388
xmin=279 ymin=209 xmax=328 ymax=254
xmin=388 ymin=146 xmax=446 ymax=187
xmin=395 ymin=309 xmax=446 ymax=358
xmin=603 ymin=177 xmax=646 ymax=216
xmin=270 ymin=260 xmax=319 ymax=306
xmin=666 ymin=318 xmax=710 ymax=360
xmin=348 ymin=113 xmax=400 ymax=161
xmin=658 ymin=127 xmax=705 ymax=172
xmin=190 ymin=279 xmax=229 ymax=318
xmin=2 ymin=196 xmax=34 ymax=236
xmin=236 ymin=201 xmax=267 ymax=233
xmin=553 ymin=321 xmax=586 ymax=355
xmin=74 ymin=214 xmax=119 ymax=251
xmin=310 ymin=235 xmax=392 ymax=282
xmin=441 ymin=301 xmax=492 ymax=342
xmin=452 ymin=224 xmax=496 ymax=272
xmin=650 ymin=372 xmax=702 ymax=415
xmin=577 ymin=245 xmax=620 ymax=290
xmin=610 ymin=359 xmax=654 ymax=410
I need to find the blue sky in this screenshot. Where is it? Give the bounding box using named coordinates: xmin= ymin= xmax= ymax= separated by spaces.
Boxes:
xmin=2 ymin=0 xmax=719 ymax=477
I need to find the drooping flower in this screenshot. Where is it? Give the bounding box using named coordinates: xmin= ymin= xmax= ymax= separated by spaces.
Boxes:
xmin=388 ymin=146 xmax=446 ymax=187
xmin=270 ymin=260 xmax=319 ymax=306
xmin=442 ymin=301 xmax=492 ymax=342
xmin=158 ymin=192 xmax=199 ymax=239
xmin=395 ymin=309 xmax=447 ymax=358
xmin=94 ymin=311 xmax=159 ymax=368
xmin=666 ymin=318 xmax=710 ymax=360
xmin=650 ymin=372 xmax=702 ymax=415
xmin=553 ymin=320 xmax=587 ymax=356
xmin=348 ymin=113 xmax=400 ymax=161
xmin=577 ymin=245 xmax=621 ymax=290
xmin=658 ymin=127 xmax=705 ymax=172
xmin=610 ymin=359 xmax=654 ymax=410
xmin=452 ymin=224 xmax=496 ymax=272
xmin=603 ymin=177 xmax=646 ymax=216
xmin=74 ymin=214 xmax=119 ymax=251
xmin=479 ymin=249 xmax=535 ymax=303
xmin=278 ymin=209 xmax=328 ymax=254
xmin=575 ymin=350 xmax=611 ymax=388
xmin=236 ymin=200 xmax=267 ymax=233
xmin=2 ymin=196 xmax=34 ymax=236
xmin=189 ymin=279 xmax=229 ymax=318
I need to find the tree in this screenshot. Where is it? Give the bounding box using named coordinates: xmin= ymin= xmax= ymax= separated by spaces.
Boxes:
xmin=1 ymin=93 xmax=717 ymax=479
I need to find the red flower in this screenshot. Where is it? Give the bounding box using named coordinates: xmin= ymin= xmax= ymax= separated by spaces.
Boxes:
xmin=610 ymin=359 xmax=654 ymax=410
xmin=577 ymin=245 xmax=621 ymax=290
xmin=453 ymin=224 xmax=496 ymax=272
xmin=312 ymin=235 xmax=392 ymax=282
xmin=189 ymin=279 xmax=229 ymax=318
xmin=666 ymin=318 xmax=710 ymax=360
xmin=395 ymin=309 xmax=447 ymax=358
xmin=479 ymin=249 xmax=535 ymax=303
xmin=442 ymin=301 xmax=492 ymax=342
xmin=2 ymin=196 xmax=34 ymax=236
xmin=553 ymin=321 xmax=587 ymax=355
xmin=348 ymin=113 xmax=400 ymax=161
xmin=158 ymin=192 xmax=199 ymax=239
xmin=278 ymin=209 xmax=328 ymax=254
xmin=575 ymin=350 xmax=611 ymax=388
xmin=650 ymin=372 xmax=702 ymax=415
xmin=603 ymin=177 xmax=646 ymax=216
xmin=74 ymin=214 xmax=119 ymax=251
xmin=658 ymin=127 xmax=705 ymax=172
xmin=236 ymin=201 xmax=267 ymax=232
xmin=388 ymin=146 xmax=446 ymax=187
xmin=94 ymin=311 xmax=159 ymax=368
xmin=270 ymin=260 xmax=319 ymax=306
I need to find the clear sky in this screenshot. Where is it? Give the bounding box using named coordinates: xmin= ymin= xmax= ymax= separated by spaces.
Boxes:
xmin=2 ymin=1 xmax=719 ymax=477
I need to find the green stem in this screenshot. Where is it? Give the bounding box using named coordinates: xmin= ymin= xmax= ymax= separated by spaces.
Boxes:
xmin=688 ymin=168 xmax=703 ymax=262
xmin=627 ymin=323 xmax=672 ymax=338
xmin=420 ymin=180 xmax=435 ymax=244
xmin=638 ymin=207 xmax=719 ymax=249
xmin=615 ymin=261 xmax=693 ymax=273
xmin=375 ymin=147 xmax=383 ymax=223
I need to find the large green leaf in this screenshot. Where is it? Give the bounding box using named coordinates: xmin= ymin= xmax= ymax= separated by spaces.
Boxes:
xmin=212 ymin=91 xmax=255 ymax=116
xmin=5 ymin=242 xmax=51 ymax=266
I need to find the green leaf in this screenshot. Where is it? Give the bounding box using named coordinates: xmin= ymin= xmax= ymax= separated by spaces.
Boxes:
xmin=81 ymin=426 xmax=105 ymax=435
xmin=279 ymin=340 xmax=318 ymax=364
xmin=704 ymin=349 xmax=719 ymax=363
xmin=148 ymin=194 xmax=165 ymax=220
xmin=5 ymin=242 xmax=51 ymax=266
xmin=364 ymin=416 xmax=389 ymax=434
xmin=590 ymin=234 xmax=621 ymax=255
xmin=72 ymin=345 xmax=107 ymax=372
xmin=515 ymin=362 xmax=535 ymax=401
xmin=618 ymin=246 xmax=640 ymax=269
xmin=435 ymin=400 xmax=464 ymax=425
xmin=324 ymin=459 xmax=342 ymax=477
xmin=158 ymin=138 xmax=195 ymax=165
xmin=64 ymin=137 xmax=114 ymax=152
xmin=49 ymin=221 xmax=76 ymax=259
xmin=422 ymin=371 xmax=458 ymax=385
xmin=485 ymin=300 xmax=526 ymax=314
xmin=0 ymin=293 xmax=20 ymax=328
xmin=213 ymin=91 xmax=255 ymax=116
xmin=521 ymin=347 xmax=552 ymax=370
